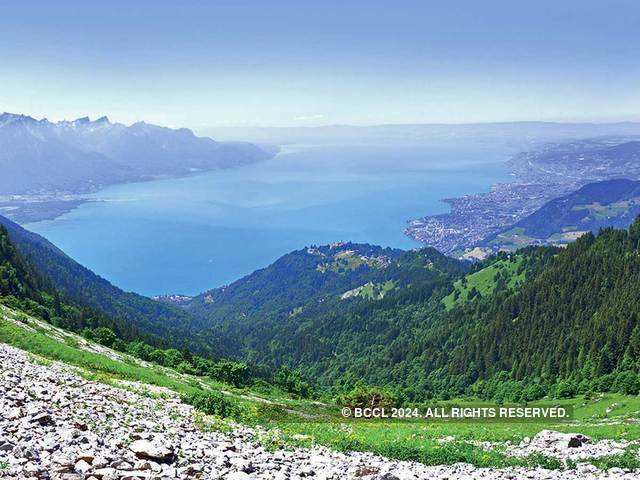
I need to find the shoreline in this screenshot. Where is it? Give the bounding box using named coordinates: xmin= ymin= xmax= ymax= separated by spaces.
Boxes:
xmin=2 ymin=148 xmax=282 ymax=226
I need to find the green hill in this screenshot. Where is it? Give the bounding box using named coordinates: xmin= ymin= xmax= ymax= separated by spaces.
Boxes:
xmin=183 ymin=243 xmax=468 ymax=357
xmin=442 ymin=255 xmax=526 ymax=310
xmin=483 ymin=179 xmax=640 ymax=251
xmin=189 ymin=220 xmax=640 ymax=404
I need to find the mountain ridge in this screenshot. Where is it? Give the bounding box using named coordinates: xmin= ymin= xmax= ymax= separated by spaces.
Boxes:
xmin=181 ymin=242 xmax=469 ymax=359
xmin=0 ymin=112 xmax=276 ymax=222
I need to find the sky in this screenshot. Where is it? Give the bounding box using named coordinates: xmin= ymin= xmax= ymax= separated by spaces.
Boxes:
xmin=0 ymin=0 xmax=639 ymax=129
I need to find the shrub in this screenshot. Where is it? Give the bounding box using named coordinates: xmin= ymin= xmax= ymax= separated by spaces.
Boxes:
xmin=181 ymin=390 xmax=242 ymax=419
xmin=553 ymin=380 xmax=576 ymax=399
xmin=593 ymin=373 xmax=615 ymax=393
xmin=208 ymin=360 xmax=249 ymax=387
xmin=273 ymin=366 xmax=313 ymax=398
xmin=82 ymin=327 xmax=117 ymax=348
xmin=177 ymin=361 xmax=196 ymax=375
xmin=614 ymin=370 xmax=640 ymax=395
xmin=253 ymin=402 xmax=288 ymax=421
xmin=340 ymin=385 xmax=397 ymax=410
xmin=521 ymin=383 xmax=546 ymax=402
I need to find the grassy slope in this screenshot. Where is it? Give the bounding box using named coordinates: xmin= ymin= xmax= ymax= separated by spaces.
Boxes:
xmin=442 ymin=257 xmax=525 ymax=310
xmin=0 ymin=307 xmax=205 ymax=396
xmin=2 ymin=304 xmax=640 ymax=471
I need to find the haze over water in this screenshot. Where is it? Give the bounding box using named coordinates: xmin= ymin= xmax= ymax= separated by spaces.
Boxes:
xmin=28 ymin=143 xmax=512 ymax=296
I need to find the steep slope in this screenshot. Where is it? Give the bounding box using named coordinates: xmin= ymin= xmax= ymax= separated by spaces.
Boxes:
xmin=54 ymin=116 xmax=273 ymax=177
xmin=336 ymin=221 xmax=640 ymax=400
xmin=0 ymin=223 xmax=128 ymax=337
xmin=483 ymin=179 xmax=640 ymax=250
xmin=465 ymin=222 xmax=640 ymax=384
xmin=0 ymin=225 xmax=42 ymax=300
xmin=0 ymin=214 xmax=207 ymax=348
xmin=0 ymin=114 xmax=128 ymax=195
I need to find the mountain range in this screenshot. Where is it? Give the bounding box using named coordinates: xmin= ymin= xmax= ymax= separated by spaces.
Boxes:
xmin=0 ymin=112 xmax=275 ymax=197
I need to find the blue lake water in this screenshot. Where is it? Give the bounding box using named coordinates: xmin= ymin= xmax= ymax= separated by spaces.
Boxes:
xmin=27 ymin=143 xmax=512 ymax=296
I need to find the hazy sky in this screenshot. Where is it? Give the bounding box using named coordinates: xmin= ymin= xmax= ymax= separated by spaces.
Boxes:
xmin=1 ymin=0 xmax=639 ymax=129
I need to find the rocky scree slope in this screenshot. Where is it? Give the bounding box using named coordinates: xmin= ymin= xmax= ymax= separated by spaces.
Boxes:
xmin=0 ymin=342 xmax=639 ymax=480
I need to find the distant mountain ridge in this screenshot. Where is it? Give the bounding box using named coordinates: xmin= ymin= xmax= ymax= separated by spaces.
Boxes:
xmin=405 ymin=138 xmax=640 ymax=255
xmin=205 ymin=121 xmax=640 ymax=145
xmin=0 ymin=112 xmax=275 ymax=197
xmin=511 ymin=140 xmax=640 ymax=185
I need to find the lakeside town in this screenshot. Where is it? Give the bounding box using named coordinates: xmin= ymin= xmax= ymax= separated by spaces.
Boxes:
xmin=404 ymin=137 xmax=640 ymax=256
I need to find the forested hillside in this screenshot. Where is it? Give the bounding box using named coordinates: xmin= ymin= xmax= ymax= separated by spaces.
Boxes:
xmin=460 ymin=222 xmax=640 ymax=396
xmin=199 ymin=247 xmax=547 ymax=398
xmin=0 ymin=224 xmax=133 ymax=337
xmin=0 ymin=224 xmax=310 ymax=397
xmin=186 ymin=242 xmax=467 ymax=318
xmin=0 ymin=225 xmax=43 ymax=300
xmin=184 ymin=243 xmax=468 ymax=356
xmin=197 ymin=221 xmax=640 ymax=402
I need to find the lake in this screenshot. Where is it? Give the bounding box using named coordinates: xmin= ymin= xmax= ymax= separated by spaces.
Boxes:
xmin=27 ymin=143 xmax=512 ymax=296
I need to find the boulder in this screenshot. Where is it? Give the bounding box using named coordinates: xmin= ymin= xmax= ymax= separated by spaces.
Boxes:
xmin=75 ymin=459 xmax=93 ymax=474
xmin=129 ymin=439 xmax=175 ymax=463
xmin=225 ymin=472 xmax=252 ymax=480
xmin=568 ymin=434 xmax=591 ymax=448
xmin=31 ymin=412 xmax=54 ymax=426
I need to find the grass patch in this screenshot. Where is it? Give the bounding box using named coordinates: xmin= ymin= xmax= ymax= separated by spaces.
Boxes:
xmin=341 ymin=280 xmax=395 ymax=300
xmin=443 ymin=257 xmax=525 ymax=310
xmin=259 ymin=418 xmax=563 ymax=469
xmin=181 ymin=390 xmax=243 ymax=419
xmin=587 ymin=445 xmax=640 ymax=471
xmin=0 ymin=318 xmax=200 ymax=396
